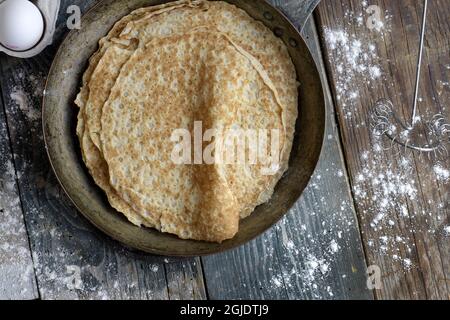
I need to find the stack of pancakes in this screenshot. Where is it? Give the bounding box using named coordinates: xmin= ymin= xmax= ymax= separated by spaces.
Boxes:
xmin=75 ymin=0 xmax=298 ymax=242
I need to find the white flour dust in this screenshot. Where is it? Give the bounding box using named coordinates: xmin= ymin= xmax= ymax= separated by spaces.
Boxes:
xmin=324 ymin=27 xmax=383 ymax=119
xmin=10 ymin=89 xmax=40 ymax=121
xmin=323 ymin=2 xmax=392 ymax=119
xmin=434 ymin=165 xmax=450 ymax=182
xmin=263 ymin=154 xmax=365 ymax=299
xmin=352 ymin=148 xmax=420 ymax=268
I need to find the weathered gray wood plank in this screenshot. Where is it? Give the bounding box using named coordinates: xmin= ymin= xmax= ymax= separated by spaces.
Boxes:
xmin=164 ymin=258 xmax=207 ymax=300
xmin=0 ymin=0 xmax=206 ymax=300
xmin=201 ymin=2 xmax=373 ymax=300
xmin=0 ymin=84 xmax=39 ymax=300
xmin=316 ymin=0 xmax=450 ymax=300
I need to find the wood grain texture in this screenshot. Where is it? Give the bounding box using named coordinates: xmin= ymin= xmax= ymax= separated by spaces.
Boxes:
xmin=201 ymin=2 xmax=373 ymax=299
xmin=0 ymin=0 xmax=206 ymax=300
xmin=316 ymin=0 xmax=449 ymax=300
xmin=0 ymin=85 xmax=38 ymax=300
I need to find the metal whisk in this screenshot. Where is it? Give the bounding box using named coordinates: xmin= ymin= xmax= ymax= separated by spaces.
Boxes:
xmin=372 ymin=0 xmax=450 ymax=157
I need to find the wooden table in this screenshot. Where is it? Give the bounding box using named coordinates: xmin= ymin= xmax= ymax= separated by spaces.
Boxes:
xmin=0 ymin=0 xmax=448 ymax=300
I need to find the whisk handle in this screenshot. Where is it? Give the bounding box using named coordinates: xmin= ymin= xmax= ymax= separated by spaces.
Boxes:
xmin=411 ymin=0 xmax=428 ymax=127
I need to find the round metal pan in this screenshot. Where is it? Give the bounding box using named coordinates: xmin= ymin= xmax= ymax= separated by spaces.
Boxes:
xmin=42 ymin=0 xmax=326 ymax=256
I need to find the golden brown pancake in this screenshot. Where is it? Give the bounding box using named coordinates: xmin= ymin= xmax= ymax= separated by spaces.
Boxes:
xmin=75 ymin=0 xmax=298 ymax=242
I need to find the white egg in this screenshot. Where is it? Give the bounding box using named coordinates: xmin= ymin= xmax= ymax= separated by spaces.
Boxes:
xmin=0 ymin=0 xmax=44 ymax=51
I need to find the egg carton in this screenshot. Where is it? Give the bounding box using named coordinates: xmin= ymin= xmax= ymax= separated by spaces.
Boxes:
xmin=0 ymin=0 xmax=60 ymax=58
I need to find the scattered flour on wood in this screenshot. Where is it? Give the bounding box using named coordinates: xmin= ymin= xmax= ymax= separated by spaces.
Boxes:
xmin=444 ymin=226 xmax=450 ymax=236
xmin=7 ymin=71 xmax=45 ymax=129
xmin=323 ymin=3 xmax=392 ymax=119
xmin=322 ymin=2 xmax=449 ymax=277
xmin=434 ymin=165 xmax=449 ymax=182
xmin=151 ymin=264 xmax=159 ymax=273
xmin=10 ymin=89 xmax=40 ymax=121
xmin=0 ymin=124 xmax=37 ymax=298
